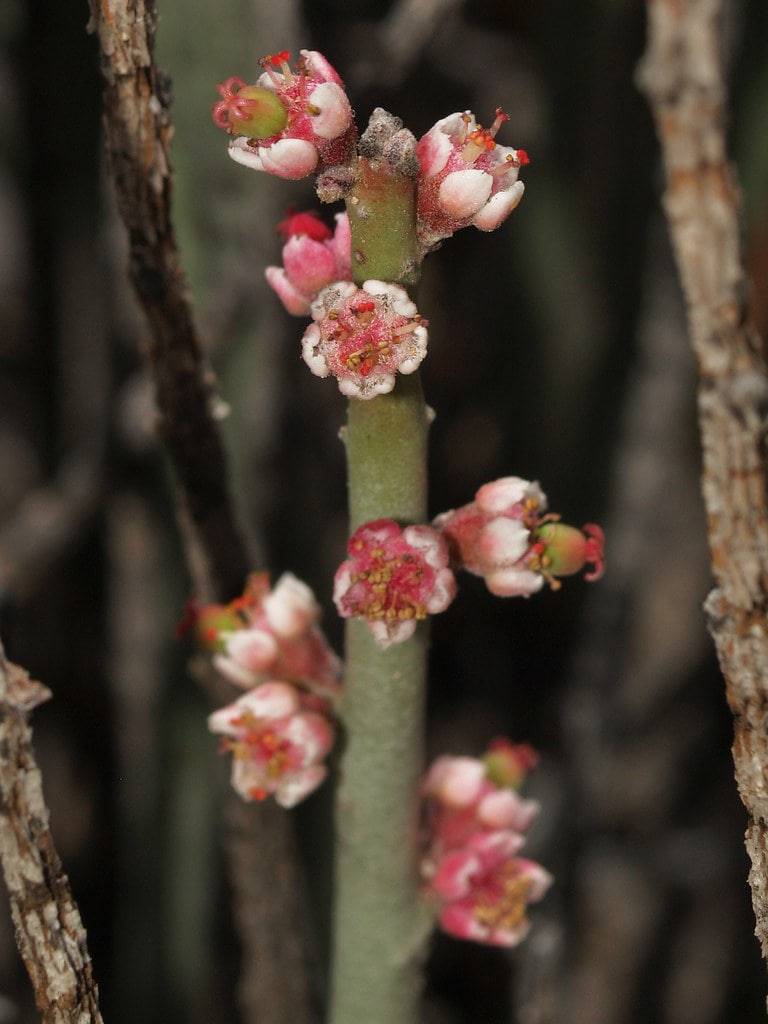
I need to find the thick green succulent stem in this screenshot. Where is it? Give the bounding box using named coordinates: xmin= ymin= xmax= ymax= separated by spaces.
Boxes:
xmin=329 ymin=144 xmax=431 ymax=1024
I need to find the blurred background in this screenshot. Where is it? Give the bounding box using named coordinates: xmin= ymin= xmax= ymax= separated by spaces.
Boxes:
xmin=2 ymin=0 xmax=768 ymax=1021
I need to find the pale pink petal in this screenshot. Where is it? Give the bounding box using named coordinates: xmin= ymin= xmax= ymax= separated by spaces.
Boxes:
xmin=475 ymin=477 xmax=535 ymax=514
xmin=402 ymin=525 xmax=448 ymax=568
xmin=477 ymin=518 xmax=530 ymax=567
xmin=367 ymin=617 xmax=416 ymax=649
xmin=515 ymin=859 xmax=554 ymax=901
xmin=338 ymin=374 xmax=395 ymax=399
xmin=228 ymin=137 xmax=265 ymax=171
xmin=416 ymin=126 xmax=453 ymax=177
xmin=212 ymin=653 xmax=259 ymax=690
xmin=275 ymin=764 xmax=328 ymax=807
xmin=478 ymin=790 xmax=540 ymax=833
xmin=486 ymin=568 xmax=544 ymax=597
xmin=225 ymin=629 xmax=279 ymax=673
xmin=230 ymin=757 xmax=269 ymax=801
xmin=301 ymin=323 xmax=330 ymax=378
xmin=440 ymin=902 xmax=488 ymax=942
xmin=263 ymin=573 xmax=320 ymax=638
xmin=260 ymin=139 xmax=318 ymax=179
xmin=433 ymin=849 xmax=482 ymax=900
xmin=310 ymin=280 xmax=358 ymax=319
xmin=300 ymin=49 xmax=343 ymax=85
xmin=330 ymin=212 xmax=352 ymax=279
xmin=486 ymin=920 xmax=532 ymax=947
xmin=426 ymin=568 xmax=457 ymax=614
xmin=472 ymin=181 xmax=525 ymax=231
xmin=264 ymin=266 xmax=311 ymax=316
xmin=237 ymin=681 xmax=300 ymax=720
xmin=424 ymin=756 xmax=485 ymax=807
xmin=282 ymin=235 xmax=337 ymax=295
xmin=283 ymin=711 xmax=335 ymax=763
xmin=438 ymin=170 xmax=493 ymax=219
xmin=398 ymin=330 xmax=428 ymax=374
xmin=308 ymin=81 xmax=352 ymax=140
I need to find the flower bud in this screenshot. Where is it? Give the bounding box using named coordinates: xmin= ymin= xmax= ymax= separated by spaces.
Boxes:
xmin=265 ymin=211 xmax=352 ymax=316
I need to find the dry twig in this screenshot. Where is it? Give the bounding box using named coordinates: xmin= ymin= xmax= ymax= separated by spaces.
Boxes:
xmin=87 ymin=2 xmax=314 ymax=1019
xmin=0 ymin=641 xmax=103 ymax=1023
xmin=639 ymin=0 xmax=768 ymax=965
xmin=87 ymin=0 xmax=248 ymax=602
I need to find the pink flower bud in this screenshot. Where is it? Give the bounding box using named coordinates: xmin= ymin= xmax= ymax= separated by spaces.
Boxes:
xmin=265 ymin=211 xmax=352 ymax=316
xmin=435 ymin=477 xmax=604 ymax=596
xmin=422 ymin=741 xmax=540 ymax=856
xmin=483 ymin=739 xmax=539 ymax=789
xmin=302 ymin=281 xmax=428 ymax=399
xmin=214 ymin=50 xmax=356 ymax=181
xmin=333 ymin=519 xmax=456 ymax=648
xmin=262 ymin=572 xmax=320 ymax=638
xmin=197 ymin=572 xmax=342 ymax=699
xmin=209 ymin=681 xmax=335 ymax=807
xmin=416 ymin=108 xmax=528 ymax=251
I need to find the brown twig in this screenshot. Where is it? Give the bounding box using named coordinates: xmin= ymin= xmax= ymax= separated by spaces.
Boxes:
xmin=87 ymin=0 xmax=248 ymax=603
xmin=0 ymin=640 xmax=104 ymax=1023
xmin=87 ymin=2 xmax=314 ymax=1019
xmin=639 ymin=0 xmax=768 ymax=965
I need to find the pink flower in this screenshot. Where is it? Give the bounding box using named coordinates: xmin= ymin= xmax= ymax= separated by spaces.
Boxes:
xmin=302 ymin=281 xmax=428 ymax=399
xmin=431 ymin=832 xmax=552 ymax=947
xmin=208 ymin=681 xmax=334 ymax=807
xmin=198 ymin=572 xmax=342 ymax=698
xmin=215 ymin=50 xmax=355 ymax=180
xmin=333 ymin=519 xmax=456 ymax=648
xmin=416 ymin=109 xmax=528 ymax=251
xmin=265 ymin=211 xmax=352 ymax=316
xmin=434 ymin=476 xmax=604 ymax=596
xmin=423 ymin=742 xmax=540 ymax=856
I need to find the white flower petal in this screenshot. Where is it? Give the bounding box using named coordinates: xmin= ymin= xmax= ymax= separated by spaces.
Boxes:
xmin=438 ymin=169 xmax=493 ymax=219
xmin=308 ymin=81 xmax=352 ymax=139
xmin=472 ymin=181 xmax=525 ymax=231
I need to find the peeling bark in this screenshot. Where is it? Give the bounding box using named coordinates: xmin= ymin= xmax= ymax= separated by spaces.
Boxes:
xmin=0 ymin=642 xmax=103 ymax=1023
xmin=639 ymin=0 xmax=768 ymax=966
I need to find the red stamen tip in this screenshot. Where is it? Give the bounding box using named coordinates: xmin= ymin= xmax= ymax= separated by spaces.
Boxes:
xmin=494 ymin=107 xmax=510 ymax=124
xmin=516 ymin=149 xmax=531 ymax=166
xmin=265 ymin=50 xmax=291 ymax=66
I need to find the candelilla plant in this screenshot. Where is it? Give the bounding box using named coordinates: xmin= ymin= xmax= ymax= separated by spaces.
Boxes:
xmin=195 ymin=47 xmax=605 ymax=1024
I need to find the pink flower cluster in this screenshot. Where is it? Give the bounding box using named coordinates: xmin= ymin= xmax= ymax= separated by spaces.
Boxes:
xmin=214 ymin=50 xmax=355 ymax=180
xmin=265 ymin=210 xmax=352 ymax=316
xmin=200 ymin=571 xmax=341 ymax=698
xmin=197 ymin=572 xmax=341 ymax=807
xmin=422 ymin=740 xmax=551 ymax=947
xmin=334 ymin=519 xmax=456 ymax=647
xmin=209 ymin=681 xmax=334 ymax=807
xmin=416 ymin=109 xmax=529 ymax=252
xmin=434 ymin=476 xmax=604 ymax=597
xmin=302 ymin=281 xmax=428 ymax=399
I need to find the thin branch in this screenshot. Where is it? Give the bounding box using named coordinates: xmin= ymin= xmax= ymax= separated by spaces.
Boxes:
xmin=639 ymin=0 xmax=768 ymax=965
xmin=0 ymin=640 xmax=104 ymax=1024
xmin=87 ymin=3 xmax=315 ymax=1019
xmin=87 ymin=0 xmax=249 ymax=603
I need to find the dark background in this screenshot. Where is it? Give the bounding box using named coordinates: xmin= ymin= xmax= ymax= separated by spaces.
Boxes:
xmin=2 ymin=0 xmax=768 ymax=1020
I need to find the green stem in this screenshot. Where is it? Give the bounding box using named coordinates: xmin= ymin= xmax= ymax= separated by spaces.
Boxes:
xmin=329 ymin=152 xmax=431 ymax=1024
